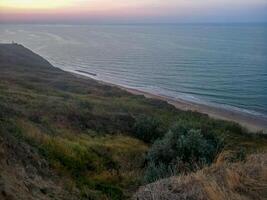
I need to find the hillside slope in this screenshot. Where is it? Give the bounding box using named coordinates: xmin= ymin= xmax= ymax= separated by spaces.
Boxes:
xmin=0 ymin=132 xmax=80 ymax=200
xmin=0 ymin=43 xmax=266 ymax=200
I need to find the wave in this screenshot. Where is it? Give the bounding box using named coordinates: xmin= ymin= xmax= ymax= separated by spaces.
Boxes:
xmin=64 ymin=67 xmax=267 ymax=120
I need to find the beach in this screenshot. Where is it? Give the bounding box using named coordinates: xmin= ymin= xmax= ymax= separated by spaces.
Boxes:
xmin=122 ymin=86 xmax=267 ymax=133
xmin=72 ymin=71 xmax=267 ymax=133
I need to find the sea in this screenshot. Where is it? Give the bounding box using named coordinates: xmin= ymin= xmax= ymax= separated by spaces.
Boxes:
xmin=0 ymin=24 xmax=267 ymax=119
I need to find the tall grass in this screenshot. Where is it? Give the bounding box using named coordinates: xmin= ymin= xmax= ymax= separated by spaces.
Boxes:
xmin=15 ymin=119 xmax=148 ymax=199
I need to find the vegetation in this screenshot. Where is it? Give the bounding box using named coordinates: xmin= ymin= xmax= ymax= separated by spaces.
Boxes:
xmin=135 ymin=153 xmax=267 ymax=200
xmin=144 ymin=124 xmax=224 ymax=183
xmin=0 ymin=44 xmax=267 ymax=199
xmin=133 ymin=115 xmax=165 ymax=143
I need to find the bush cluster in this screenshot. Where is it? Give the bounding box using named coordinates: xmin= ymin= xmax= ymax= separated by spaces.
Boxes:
xmin=133 ymin=115 xmax=164 ymax=143
xmin=144 ymin=124 xmax=224 ymax=183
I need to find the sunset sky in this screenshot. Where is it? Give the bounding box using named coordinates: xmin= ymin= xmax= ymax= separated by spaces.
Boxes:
xmin=0 ymin=0 xmax=267 ymax=23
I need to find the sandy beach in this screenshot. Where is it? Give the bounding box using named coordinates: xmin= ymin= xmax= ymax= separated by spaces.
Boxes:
xmin=122 ymin=86 xmax=267 ymax=133
xmin=72 ymin=71 xmax=267 ymax=133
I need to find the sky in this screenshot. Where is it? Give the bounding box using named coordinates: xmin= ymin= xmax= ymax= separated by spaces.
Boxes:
xmin=0 ymin=0 xmax=267 ymax=24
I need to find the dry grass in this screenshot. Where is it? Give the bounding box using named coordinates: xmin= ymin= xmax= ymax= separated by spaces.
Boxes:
xmin=134 ymin=152 xmax=267 ymax=200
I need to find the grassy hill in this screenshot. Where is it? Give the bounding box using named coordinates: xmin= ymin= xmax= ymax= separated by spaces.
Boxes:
xmin=0 ymin=43 xmax=266 ymax=200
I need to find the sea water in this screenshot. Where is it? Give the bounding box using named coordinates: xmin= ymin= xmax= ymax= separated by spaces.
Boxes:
xmin=0 ymin=24 xmax=266 ymax=119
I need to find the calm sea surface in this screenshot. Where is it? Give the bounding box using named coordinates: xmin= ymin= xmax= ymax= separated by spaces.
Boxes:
xmin=1 ymin=24 xmax=267 ymax=118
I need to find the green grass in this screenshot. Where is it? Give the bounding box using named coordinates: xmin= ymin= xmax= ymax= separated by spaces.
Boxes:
xmin=2 ymin=118 xmax=147 ymax=199
xmin=0 ymin=44 xmax=267 ymax=199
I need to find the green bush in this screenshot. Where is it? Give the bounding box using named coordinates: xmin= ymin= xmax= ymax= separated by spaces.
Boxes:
xmin=133 ymin=115 xmax=164 ymax=143
xmin=144 ymin=124 xmax=224 ymax=183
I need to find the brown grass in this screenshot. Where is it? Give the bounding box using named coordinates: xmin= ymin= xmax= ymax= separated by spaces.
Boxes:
xmin=134 ymin=152 xmax=267 ymax=200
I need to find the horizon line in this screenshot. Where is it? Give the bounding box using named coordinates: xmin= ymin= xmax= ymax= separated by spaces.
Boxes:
xmin=1 ymin=21 xmax=267 ymax=26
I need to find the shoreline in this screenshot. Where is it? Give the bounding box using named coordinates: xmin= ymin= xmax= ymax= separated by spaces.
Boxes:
xmin=70 ymin=70 xmax=267 ymax=133
xmin=122 ymin=86 xmax=267 ymax=133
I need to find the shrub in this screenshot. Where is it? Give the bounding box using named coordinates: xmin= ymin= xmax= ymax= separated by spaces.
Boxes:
xmin=133 ymin=115 xmax=164 ymax=143
xmin=144 ymin=124 xmax=224 ymax=182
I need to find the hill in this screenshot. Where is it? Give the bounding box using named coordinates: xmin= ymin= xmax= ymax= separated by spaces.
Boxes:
xmin=0 ymin=43 xmax=266 ymax=200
